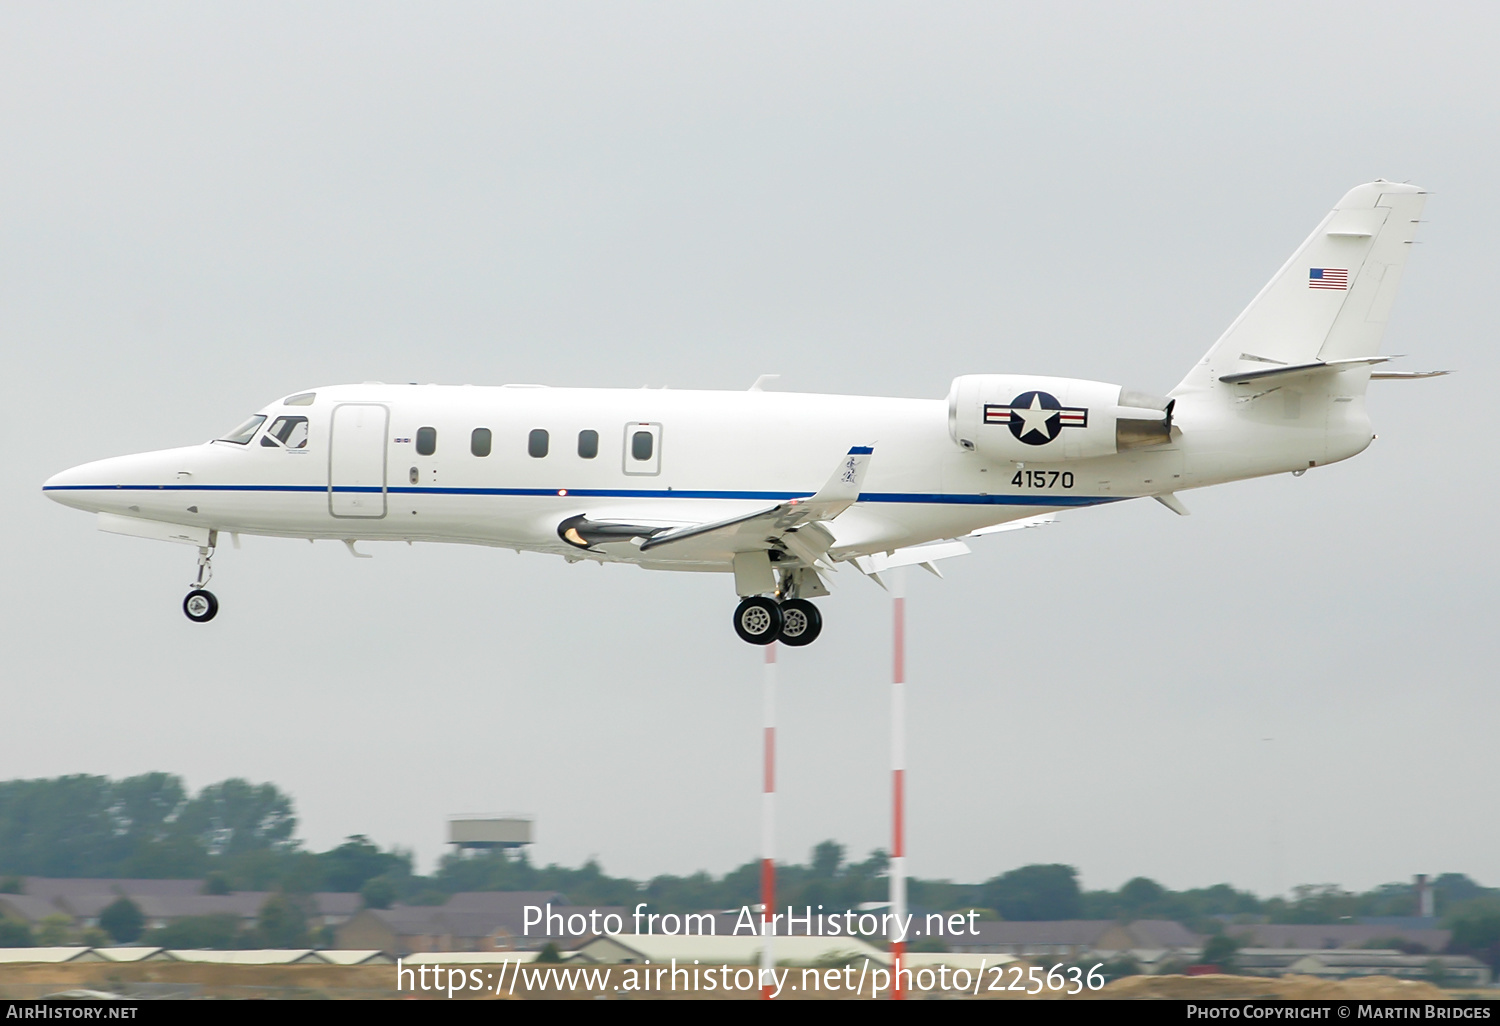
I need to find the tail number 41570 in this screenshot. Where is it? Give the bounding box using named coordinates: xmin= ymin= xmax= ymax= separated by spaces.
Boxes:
xmin=1012 ymin=470 xmax=1074 ymax=489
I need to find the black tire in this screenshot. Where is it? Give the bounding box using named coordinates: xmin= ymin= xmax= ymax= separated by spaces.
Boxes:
xmin=183 ymin=589 xmax=219 ymax=623
xmin=778 ymin=598 xmax=823 ymax=646
xmin=732 ymin=596 xmax=783 ymax=645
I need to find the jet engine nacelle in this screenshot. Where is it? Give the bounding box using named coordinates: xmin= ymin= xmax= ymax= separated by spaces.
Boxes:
xmin=947 ymin=374 xmax=1174 ymax=462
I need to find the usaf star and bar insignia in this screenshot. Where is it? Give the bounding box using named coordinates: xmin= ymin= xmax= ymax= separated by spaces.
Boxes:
xmin=983 ymin=390 xmax=1088 ymax=446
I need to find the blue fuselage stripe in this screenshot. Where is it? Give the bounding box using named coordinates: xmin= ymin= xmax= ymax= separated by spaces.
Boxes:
xmin=42 ymin=483 xmax=1123 ymax=507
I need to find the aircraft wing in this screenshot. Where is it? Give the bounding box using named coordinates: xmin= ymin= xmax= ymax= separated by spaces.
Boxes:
xmin=557 ymin=449 xmax=1057 ymax=588
xmin=636 ymin=446 xmax=873 ymax=566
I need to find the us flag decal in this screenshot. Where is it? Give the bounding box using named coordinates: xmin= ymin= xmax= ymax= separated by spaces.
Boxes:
xmin=1309 ymin=268 xmax=1349 ymax=290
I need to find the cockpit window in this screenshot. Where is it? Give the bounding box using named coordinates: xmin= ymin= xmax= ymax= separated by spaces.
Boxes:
xmin=260 ymin=416 xmax=309 ymax=449
xmin=283 ymin=392 xmax=316 ymax=406
xmin=218 ymin=415 xmax=267 ymax=445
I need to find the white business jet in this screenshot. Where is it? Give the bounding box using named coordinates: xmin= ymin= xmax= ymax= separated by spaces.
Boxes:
xmin=44 ymin=181 xmax=1444 ymax=645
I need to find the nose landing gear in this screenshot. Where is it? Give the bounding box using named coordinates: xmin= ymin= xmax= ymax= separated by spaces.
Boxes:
xmin=184 ymin=589 xmax=218 ymax=622
xmin=183 ymin=542 xmax=219 ymax=623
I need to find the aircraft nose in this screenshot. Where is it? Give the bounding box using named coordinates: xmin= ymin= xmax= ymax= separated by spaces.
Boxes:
xmin=42 ymin=453 xmax=147 ymax=512
xmin=44 ymin=446 xmax=206 ymax=514
xmin=43 ymin=460 xmax=108 ymax=510
xmin=43 ymin=463 xmax=89 ymax=500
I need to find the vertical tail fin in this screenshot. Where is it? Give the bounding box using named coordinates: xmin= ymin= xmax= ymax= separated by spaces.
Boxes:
xmin=1174 ymin=181 xmax=1426 ymax=395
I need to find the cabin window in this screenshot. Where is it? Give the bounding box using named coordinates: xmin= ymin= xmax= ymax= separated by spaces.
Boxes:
xmin=577 ymin=430 xmax=599 ymax=459
xmin=218 ymin=415 xmax=266 ymax=445
xmin=260 ymin=416 xmax=309 ymax=449
xmin=631 ymin=430 xmax=654 ymax=462
xmin=283 ymin=392 xmax=316 ymax=406
xmin=416 ymin=426 xmax=437 ymax=456
xmin=471 ymin=428 xmax=492 ymax=457
xmin=621 ymin=422 xmax=662 ymax=476
xmin=528 ymin=429 xmax=550 ymax=458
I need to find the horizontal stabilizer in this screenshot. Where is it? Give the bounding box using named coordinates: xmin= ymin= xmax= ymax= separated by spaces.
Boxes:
xmin=1218 ymin=356 xmax=1391 ymax=385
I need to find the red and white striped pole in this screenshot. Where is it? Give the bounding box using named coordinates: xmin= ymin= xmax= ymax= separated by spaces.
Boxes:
xmin=890 ymin=570 xmax=908 ymax=1000
xmin=760 ymin=641 xmax=777 ymax=999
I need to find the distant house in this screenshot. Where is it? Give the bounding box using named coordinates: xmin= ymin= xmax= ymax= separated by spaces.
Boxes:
xmin=947 ymin=920 xmax=1201 ymax=964
xmin=0 ymin=879 xmax=380 ymax=937
xmin=334 ymin=892 xmax=624 ymax=955
xmin=0 ymin=894 xmax=60 ymax=925
xmin=308 ymin=893 xmax=363 ymax=931
xmin=1227 ymin=923 xmax=1451 ymax=953
xmin=1 ymin=879 xmax=210 ymax=929
xmin=24 ymin=878 xmax=203 ymax=913
xmin=572 ymin=934 xmax=889 ymax=966
xmin=0 ymin=880 xmax=267 ymax=931
xmin=338 ymin=907 xmax=513 ymax=955
xmin=1287 ymin=950 xmax=1488 ymax=986
xmin=67 ymin=893 xmax=270 ymax=931
xmin=1232 ymin=947 xmax=1486 ymax=984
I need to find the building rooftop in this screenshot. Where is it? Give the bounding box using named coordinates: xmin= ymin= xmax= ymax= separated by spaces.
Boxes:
xmin=1227 ymin=923 xmax=1450 ymax=951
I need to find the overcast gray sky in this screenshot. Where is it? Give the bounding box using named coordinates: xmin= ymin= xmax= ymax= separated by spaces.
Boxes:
xmin=2 ymin=2 xmax=1495 ymax=896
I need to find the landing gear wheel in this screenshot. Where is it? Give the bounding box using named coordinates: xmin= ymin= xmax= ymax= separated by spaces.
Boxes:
xmin=777 ymin=599 xmax=823 ymax=647
xmin=183 ymin=589 xmax=219 ymax=623
xmin=733 ymin=596 xmax=783 ymax=645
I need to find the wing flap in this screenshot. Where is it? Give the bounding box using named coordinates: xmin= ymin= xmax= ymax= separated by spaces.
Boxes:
xmin=964 ymin=513 xmax=1058 ymax=537
xmin=1369 ymin=369 xmax=1450 ymax=380
xmin=851 ymin=540 xmax=971 ymax=576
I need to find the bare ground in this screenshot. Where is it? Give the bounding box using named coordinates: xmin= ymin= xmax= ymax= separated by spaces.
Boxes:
xmin=0 ymin=961 xmax=1491 ymax=1000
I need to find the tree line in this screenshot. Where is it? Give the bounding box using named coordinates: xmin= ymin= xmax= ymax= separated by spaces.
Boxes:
xmin=0 ymin=774 xmax=1497 ymax=969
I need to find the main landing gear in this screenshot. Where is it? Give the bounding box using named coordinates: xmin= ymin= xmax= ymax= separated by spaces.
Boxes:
xmin=732 ymin=596 xmax=823 ymax=647
xmin=183 ymin=542 xmax=219 ymax=623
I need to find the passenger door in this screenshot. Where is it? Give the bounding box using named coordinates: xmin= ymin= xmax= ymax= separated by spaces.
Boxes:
xmin=329 ymin=404 xmax=389 ymax=517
